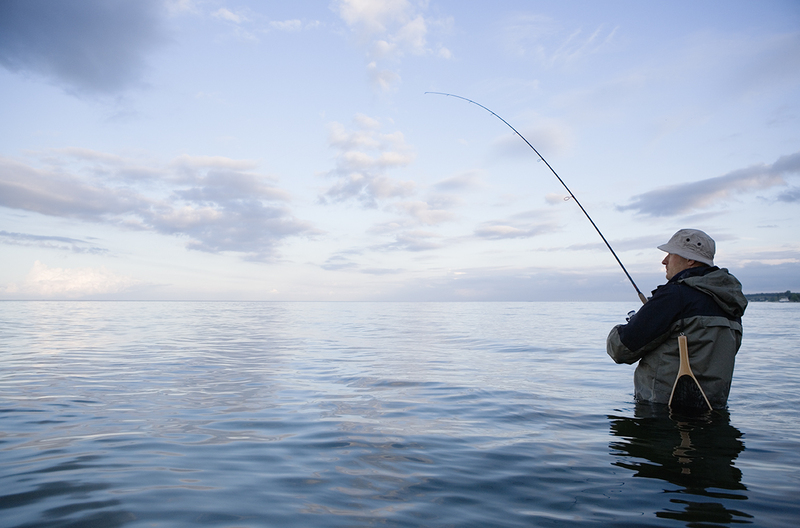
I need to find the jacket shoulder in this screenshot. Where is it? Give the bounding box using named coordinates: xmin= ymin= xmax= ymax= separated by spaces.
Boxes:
xmin=679 ymin=268 xmax=747 ymax=318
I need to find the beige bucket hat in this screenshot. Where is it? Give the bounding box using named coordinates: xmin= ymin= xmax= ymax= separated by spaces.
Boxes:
xmin=657 ymin=229 xmax=715 ymax=266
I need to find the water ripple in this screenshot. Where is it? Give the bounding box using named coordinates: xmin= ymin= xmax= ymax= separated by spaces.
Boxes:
xmin=1 ymin=301 xmax=799 ymax=527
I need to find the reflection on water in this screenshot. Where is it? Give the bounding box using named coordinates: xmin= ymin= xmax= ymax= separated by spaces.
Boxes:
xmin=608 ymin=404 xmax=752 ymax=526
xmin=2 ymin=302 xmax=798 ymax=527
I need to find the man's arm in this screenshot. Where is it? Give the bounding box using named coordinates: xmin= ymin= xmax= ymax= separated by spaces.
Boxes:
xmin=607 ymin=325 xmax=638 ymax=364
xmin=606 ymin=283 xmax=683 ymax=363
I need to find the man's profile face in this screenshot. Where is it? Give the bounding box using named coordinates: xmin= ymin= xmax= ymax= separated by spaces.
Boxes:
xmin=662 ymin=253 xmax=694 ymax=280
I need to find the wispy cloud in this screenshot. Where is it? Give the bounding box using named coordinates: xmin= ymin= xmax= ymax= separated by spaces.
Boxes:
xmin=0 ymin=230 xmax=107 ymax=254
xmin=361 ymin=267 xmax=403 ymax=275
xmin=332 ymin=0 xmax=451 ymax=91
xmin=378 ymin=229 xmax=444 ymax=252
xmin=0 ymin=158 xmax=144 ymax=219
xmin=474 ymin=222 xmax=554 ymax=240
xmin=209 ymin=4 xmax=321 ymax=42
xmin=497 ymin=13 xmax=618 ymax=66
xmin=777 ymin=187 xmax=800 ymax=203
xmin=375 ymin=265 xmax=653 ymax=302
xmin=392 ymin=200 xmax=454 ymax=225
xmin=562 ymin=235 xmax=666 ymax=253
xmin=321 ymin=115 xmax=416 ymax=207
xmin=433 ymin=170 xmax=484 ymax=192
xmin=0 ymin=152 xmax=316 ymax=261
xmin=208 ymin=5 xmax=261 ymax=42
xmin=619 ymin=151 xmax=800 ymax=217
xmin=474 ymin=210 xmax=559 ymax=240
xmin=0 ymin=0 xmax=168 ymax=95
xmin=334 ymin=0 xmax=428 ymax=56
xmin=490 ymin=120 xmax=574 ymax=160
xmin=737 ymin=246 xmax=800 ymax=266
xmin=267 ymin=18 xmax=321 ymax=32
xmin=213 ymin=7 xmax=247 ymax=24
xmin=316 ymin=167 xmax=474 ymax=271
xmin=321 ymin=254 xmax=359 ymax=271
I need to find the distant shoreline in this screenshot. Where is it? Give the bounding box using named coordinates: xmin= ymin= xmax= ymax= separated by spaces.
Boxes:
xmin=745 ymin=291 xmax=799 ymax=302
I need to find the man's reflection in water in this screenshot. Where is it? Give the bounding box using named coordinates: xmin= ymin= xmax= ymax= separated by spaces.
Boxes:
xmin=608 ymin=404 xmax=753 ymax=525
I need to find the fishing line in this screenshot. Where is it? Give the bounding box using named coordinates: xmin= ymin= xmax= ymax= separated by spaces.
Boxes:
xmin=426 ymin=91 xmax=647 ymax=304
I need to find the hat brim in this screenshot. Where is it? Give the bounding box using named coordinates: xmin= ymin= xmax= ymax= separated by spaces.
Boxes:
xmin=657 ymin=243 xmax=714 ymax=266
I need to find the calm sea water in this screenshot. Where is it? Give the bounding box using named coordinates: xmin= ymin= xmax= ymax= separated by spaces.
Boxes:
xmin=1 ymin=301 xmax=798 ymax=527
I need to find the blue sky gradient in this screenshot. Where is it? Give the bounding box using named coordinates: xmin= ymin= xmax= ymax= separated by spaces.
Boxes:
xmin=1 ymin=0 xmax=798 ymax=300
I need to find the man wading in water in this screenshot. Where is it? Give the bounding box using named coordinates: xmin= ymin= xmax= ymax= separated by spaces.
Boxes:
xmin=606 ymin=229 xmax=748 ymax=409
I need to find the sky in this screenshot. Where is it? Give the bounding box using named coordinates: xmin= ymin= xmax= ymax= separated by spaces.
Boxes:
xmin=1 ymin=0 xmax=798 ymax=302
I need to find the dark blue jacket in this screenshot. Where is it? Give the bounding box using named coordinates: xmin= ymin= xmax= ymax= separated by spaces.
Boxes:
xmin=618 ymin=266 xmax=742 ymax=352
xmin=607 ymin=266 xmax=747 ymax=408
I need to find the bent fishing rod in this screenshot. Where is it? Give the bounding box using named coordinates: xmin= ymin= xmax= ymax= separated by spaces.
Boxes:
xmin=426 ymin=91 xmax=648 ymax=304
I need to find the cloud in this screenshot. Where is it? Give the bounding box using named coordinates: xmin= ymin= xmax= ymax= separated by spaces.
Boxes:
xmin=269 ymin=19 xmax=301 ymax=31
xmin=736 ymin=246 xmax=800 ymax=267
xmin=335 ymin=0 xmax=425 ymax=52
xmin=736 ymin=261 xmax=800 ymax=294
xmin=497 ymin=13 xmax=618 ymax=66
xmin=3 ymin=261 xmax=139 ymax=299
xmin=380 ymin=230 xmax=444 ymax=252
xmin=174 ymin=171 xmax=288 ymax=202
xmin=545 ymin=193 xmax=570 ymax=205
xmin=206 ymin=2 xmax=321 ymax=41
xmin=563 ymin=235 xmax=665 ymax=253
xmin=474 ymin=222 xmax=553 ymax=240
xmin=213 ymin=8 xmax=246 ymax=24
xmin=433 ymin=171 xmax=483 ymax=192
xmin=332 ymin=0 xmax=451 ymax=90
xmin=0 ymin=152 xmax=316 ymax=261
xmin=0 ymin=158 xmax=144 ymax=219
xmin=392 ymin=200 xmax=454 ymax=225
xmin=367 ymin=61 xmax=402 ymax=91
xmin=209 ymin=5 xmax=264 ymax=42
xmin=321 ymin=115 xmax=416 ymax=207
xmin=474 ymin=210 xmax=559 ymax=240
xmin=374 ymin=266 xmax=659 ymax=302
xmin=491 ymin=121 xmax=573 ymax=160
xmin=320 ymin=254 xmax=359 ymax=271
xmin=270 ymin=18 xmax=321 ymax=32
xmin=777 ymin=186 xmax=800 ymax=203
xmin=363 ymin=216 xmax=446 ymax=253
xmin=618 ymin=151 xmax=800 ymax=217
xmin=361 ymin=267 xmax=403 ymax=275
xmin=0 ymin=0 xmax=168 ymax=95
xmin=170 ymin=154 xmax=259 ymax=172
xmin=0 ymin=230 xmax=107 ymax=255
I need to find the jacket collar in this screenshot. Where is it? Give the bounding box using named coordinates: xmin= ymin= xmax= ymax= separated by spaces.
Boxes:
xmin=669 ymin=265 xmax=719 ymax=284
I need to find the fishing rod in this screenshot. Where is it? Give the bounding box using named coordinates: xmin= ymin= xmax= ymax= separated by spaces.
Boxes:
xmin=426 ymin=91 xmax=648 ymax=304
